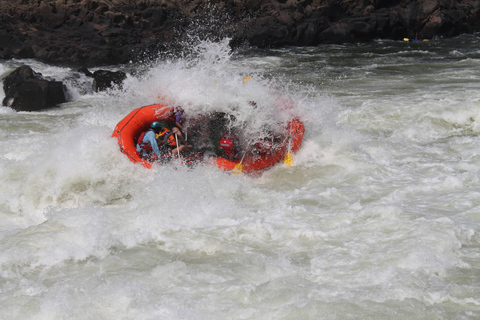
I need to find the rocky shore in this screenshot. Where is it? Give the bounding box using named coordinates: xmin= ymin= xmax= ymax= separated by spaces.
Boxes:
xmin=1 ymin=0 xmax=479 ymax=67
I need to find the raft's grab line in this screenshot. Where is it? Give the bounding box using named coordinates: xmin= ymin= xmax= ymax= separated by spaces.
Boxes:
xmin=112 ymin=104 xmax=305 ymax=173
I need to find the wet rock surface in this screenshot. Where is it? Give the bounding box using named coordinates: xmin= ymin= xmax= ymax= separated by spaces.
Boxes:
xmin=2 ymin=65 xmax=67 ymax=112
xmin=0 ymin=0 xmax=479 ymax=67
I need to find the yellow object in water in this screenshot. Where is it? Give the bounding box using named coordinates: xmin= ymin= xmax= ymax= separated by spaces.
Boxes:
xmin=232 ymin=163 xmax=243 ymax=175
xmin=284 ymin=152 xmax=293 ymax=167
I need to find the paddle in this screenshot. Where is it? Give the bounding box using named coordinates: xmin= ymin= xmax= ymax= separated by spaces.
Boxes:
xmin=284 ymin=152 xmax=293 ymax=167
xmin=284 ymin=122 xmax=295 ymax=168
xmin=175 ymin=134 xmax=181 ymax=161
xmin=232 ymin=152 xmax=246 ymax=176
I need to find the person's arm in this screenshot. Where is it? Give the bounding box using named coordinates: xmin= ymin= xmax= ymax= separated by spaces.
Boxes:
xmin=146 ymin=131 xmax=162 ymax=158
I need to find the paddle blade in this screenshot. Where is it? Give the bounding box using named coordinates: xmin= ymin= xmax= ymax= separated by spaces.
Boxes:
xmin=232 ymin=163 xmax=243 ymax=175
xmin=284 ymin=153 xmax=293 ymax=167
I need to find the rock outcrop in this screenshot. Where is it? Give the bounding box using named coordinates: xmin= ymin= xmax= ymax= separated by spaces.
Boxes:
xmin=2 ymin=66 xmax=67 ymax=112
xmin=0 ymin=0 xmax=479 ymax=67
xmin=91 ymin=70 xmax=127 ymax=92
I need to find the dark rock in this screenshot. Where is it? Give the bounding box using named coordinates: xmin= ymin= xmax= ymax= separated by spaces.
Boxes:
xmin=2 ymin=65 xmax=67 ymax=112
xmin=321 ymin=22 xmax=354 ymax=44
xmin=92 ymin=70 xmax=127 ymax=91
xmin=78 ymin=67 xmax=94 ymax=77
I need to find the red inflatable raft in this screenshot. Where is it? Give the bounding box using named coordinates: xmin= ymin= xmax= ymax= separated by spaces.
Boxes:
xmin=112 ymin=104 xmax=305 ymax=174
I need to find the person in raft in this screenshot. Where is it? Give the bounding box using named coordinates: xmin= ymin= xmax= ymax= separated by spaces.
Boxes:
xmin=219 ymin=130 xmax=242 ymax=160
xmin=155 ymin=121 xmax=192 ymax=156
xmin=168 ymin=106 xmax=188 ymax=145
xmin=136 ymin=121 xmax=163 ymax=161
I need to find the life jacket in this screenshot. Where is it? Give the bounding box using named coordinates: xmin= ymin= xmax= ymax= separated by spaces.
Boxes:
xmin=156 ymin=128 xmax=176 ymax=147
xmin=219 ymin=133 xmax=237 ymax=156
xmin=137 ymin=129 xmax=154 ymax=151
xmin=169 ymin=113 xmax=176 ymax=124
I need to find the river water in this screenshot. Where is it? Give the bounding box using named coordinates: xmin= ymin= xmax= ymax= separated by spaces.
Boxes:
xmin=1 ymin=34 xmax=480 ymax=319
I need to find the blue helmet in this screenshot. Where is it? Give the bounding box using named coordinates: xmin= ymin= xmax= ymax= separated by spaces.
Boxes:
xmin=151 ymin=121 xmax=163 ymax=133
